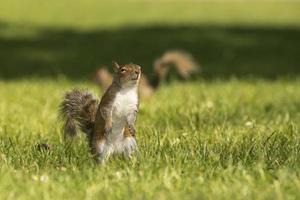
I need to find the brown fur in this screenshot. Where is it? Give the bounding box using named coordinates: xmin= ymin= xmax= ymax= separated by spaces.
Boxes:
xmin=139 ymin=75 xmax=154 ymax=98
xmin=91 ymin=62 xmax=141 ymax=160
xmin=154 ymin=50 xmax=200 ymax=82
xmin=93 ymin=67 xmax=113 ymax=92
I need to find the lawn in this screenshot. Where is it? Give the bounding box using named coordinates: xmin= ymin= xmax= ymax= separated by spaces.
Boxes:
xmin=0 ymin=79 xmax=300 ymax=199
xmin=0 ymin=0 xmax=300 ymax=199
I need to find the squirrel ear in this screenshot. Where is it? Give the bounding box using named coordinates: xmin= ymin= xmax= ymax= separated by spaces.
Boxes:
xmin=112 ymin=61 xmax=121 ymax=72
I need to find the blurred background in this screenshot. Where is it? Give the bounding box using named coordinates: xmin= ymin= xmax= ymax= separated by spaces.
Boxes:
xmin=0 ymin=0 xmax=299 ymax=80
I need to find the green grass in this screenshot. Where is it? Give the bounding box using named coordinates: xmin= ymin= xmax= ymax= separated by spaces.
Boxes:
xmin=1 ymin=0 xmax=300 ymax=199
xmin=0 ymin=78 xmax=300 ymax=199
xmin=1 ymin=0 xmax=300 ymax=29
xmin=1 ymin=1 xmax=300 ymax=80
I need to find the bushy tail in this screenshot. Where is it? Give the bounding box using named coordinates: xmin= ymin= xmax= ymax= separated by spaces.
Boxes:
xmin=59 ymin=89 xmax=99 ymax=138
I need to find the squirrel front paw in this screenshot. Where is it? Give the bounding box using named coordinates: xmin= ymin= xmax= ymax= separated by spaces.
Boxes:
xmin=128 ymin=125 xmax=136 ymax=137
xmin=104 ymin=126 xmax=112 ymax=138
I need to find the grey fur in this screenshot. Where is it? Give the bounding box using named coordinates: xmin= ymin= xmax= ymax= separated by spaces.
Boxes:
xmin=59 ymin=89 xmax=99 ymax=138
xmin=126 ymin=110 xmax=138 ymax=136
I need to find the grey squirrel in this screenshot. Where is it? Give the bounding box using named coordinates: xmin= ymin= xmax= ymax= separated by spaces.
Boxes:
xmin=60 ymin=61 xmax=141 ymax=164
xmin=153 ymin=50 xmax=200 ymax=83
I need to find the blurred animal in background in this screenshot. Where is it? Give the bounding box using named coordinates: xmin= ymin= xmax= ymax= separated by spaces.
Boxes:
xmin=93 ymin=50 xmax=200 ymax=98
xmin=93 ymin=67 xmax=113 ymax=92
xmin=139 ymin=75 xmax=155 ymax=98
xmin=154 ymin=50 xmax=200 ymax=82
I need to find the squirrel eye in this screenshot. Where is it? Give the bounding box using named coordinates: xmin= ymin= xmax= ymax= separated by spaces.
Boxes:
xmin=120 ymin=68 xmax=126 ymax=73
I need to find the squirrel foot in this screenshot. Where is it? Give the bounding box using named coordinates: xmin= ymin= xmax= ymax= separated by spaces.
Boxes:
xmin=104 ymin=126 xmax=112 ymax=139
xmin=128 ymin=125 xmax=136 ymax=137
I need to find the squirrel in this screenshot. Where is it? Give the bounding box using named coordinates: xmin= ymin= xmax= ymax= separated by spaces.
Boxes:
xmin=60 ymin=61 xmax=141 ymax=164
xmin=153 ymin=50 xmax=200 ymax=86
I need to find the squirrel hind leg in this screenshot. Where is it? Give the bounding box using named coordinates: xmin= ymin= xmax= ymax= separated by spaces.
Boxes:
xmin=94 ymin=140 xmax=111 ymax=164
xmin=122 ymin=136 xmax=138 ymax=160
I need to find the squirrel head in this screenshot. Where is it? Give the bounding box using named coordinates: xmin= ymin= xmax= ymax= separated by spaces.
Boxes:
xmin=112 ymin=61 xmax=141 ymax=88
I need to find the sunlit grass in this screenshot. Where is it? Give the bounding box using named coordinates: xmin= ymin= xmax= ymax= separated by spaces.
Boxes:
xmin=0 ymin=78 xmax=299 ymax=199
xmin=1 ymin=0 xmax=300 ymax=199
xmin=0 ymin=0 xmax=300 ymax=30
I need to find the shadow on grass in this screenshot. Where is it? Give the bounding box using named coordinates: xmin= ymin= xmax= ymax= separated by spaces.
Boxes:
xmin=0 ymin=23 xmax=299 ymax=80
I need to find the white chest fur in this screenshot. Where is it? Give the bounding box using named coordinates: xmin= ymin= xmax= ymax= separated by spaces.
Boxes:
xmin=109 ymin=86 xmax=138 ymax=142
xmin=113 ymin=87 xmax=138 ymax=118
